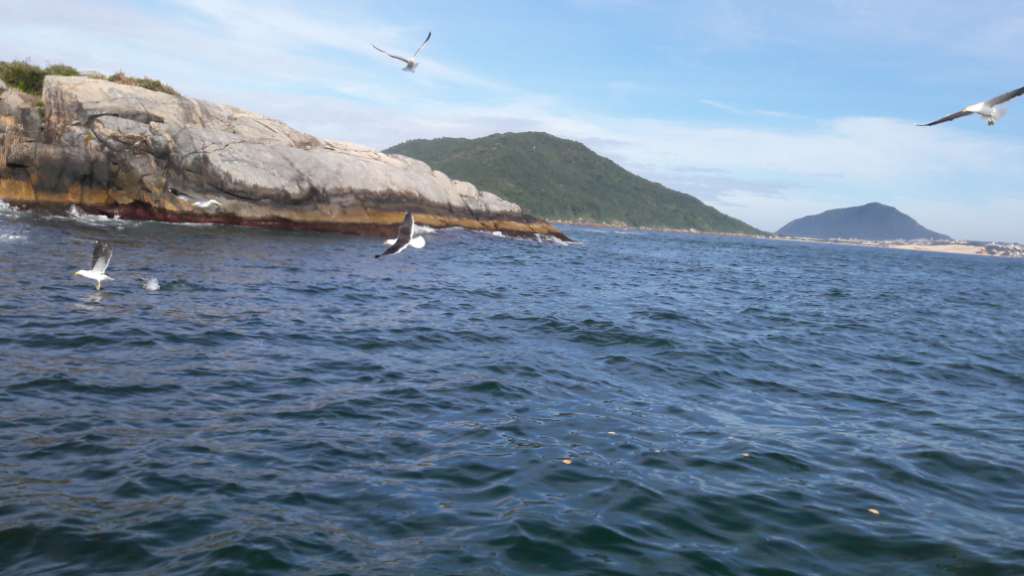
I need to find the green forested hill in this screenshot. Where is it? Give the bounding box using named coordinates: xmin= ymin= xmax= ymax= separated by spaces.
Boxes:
xmin=385 ymin=132 xmax=760 ymax=234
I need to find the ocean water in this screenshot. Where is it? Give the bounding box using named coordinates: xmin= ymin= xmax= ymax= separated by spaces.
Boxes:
xmin=1 ymin=204 xmax=1023 ymax=575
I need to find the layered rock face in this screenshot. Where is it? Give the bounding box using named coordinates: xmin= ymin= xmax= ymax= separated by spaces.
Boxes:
xmin=0 ymin=76 xmax=565 ymax=238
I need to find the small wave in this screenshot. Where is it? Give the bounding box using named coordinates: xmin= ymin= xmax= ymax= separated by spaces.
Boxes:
xmin=533 ymin=232 xmax=574 ymax=246
xmin=1 ymin=232 xmax=26 ymax=241
xmin=0 ymin=200 xmax=20 ymax=216
xmin=45 ymin=205 xmax=134 ymax=228
xmin=413 ymin=224 xmax=436 ymax=235
xmin=69 ymin=204 xmax=117 ymax=223
xmin=10 ymin=375 xmax=177 ymax=396
xmin=463 ymin=380 xmax=532 ymax=399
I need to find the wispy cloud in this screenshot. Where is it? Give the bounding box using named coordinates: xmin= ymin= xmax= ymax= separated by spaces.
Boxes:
xmin=752 ymin=108 xmax=803 ymax=119
xmin=171 ymin=0 xmax=509 ymax=93
xmin=700 ymin=99 xmax=803 ymax=119
xmin=700 ymin=99 xmax=744 ymax=115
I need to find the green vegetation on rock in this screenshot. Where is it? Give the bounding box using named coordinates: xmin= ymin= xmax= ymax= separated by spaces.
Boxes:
xmin=106 ymin=71 xmax=179 ymax=96
xmin=386 ymin=132 xmax=760 ymax=234
xmin=0 ymin=59 xmax=178 ymax=96
xmin=0 ymin=60 xmax=80 ymax=95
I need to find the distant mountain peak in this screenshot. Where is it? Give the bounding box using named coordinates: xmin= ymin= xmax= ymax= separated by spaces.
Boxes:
xmin=777 ymin=203 xmax=949 ymax=241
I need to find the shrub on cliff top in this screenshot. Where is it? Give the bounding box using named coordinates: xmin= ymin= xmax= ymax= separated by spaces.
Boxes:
xmin=0 ymin=60 xmax=80 ymax=95
xmin=107 ymin=71 xmax=179 ymax=96
xmin=0 ymin=60 xmax=178 ymax=97
xmin=42 ymin=64 xmax=79 ymax=77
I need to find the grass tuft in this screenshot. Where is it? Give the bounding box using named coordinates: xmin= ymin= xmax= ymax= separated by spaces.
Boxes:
xmin=107 ymin=71 xmax=179 ymax=96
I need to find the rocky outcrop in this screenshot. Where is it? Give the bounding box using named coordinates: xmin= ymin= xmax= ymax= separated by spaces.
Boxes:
xmin=0 ymin=76 xmax=566 ymax=238
xmin=984 ymin=242 xmax=1024 ymax=258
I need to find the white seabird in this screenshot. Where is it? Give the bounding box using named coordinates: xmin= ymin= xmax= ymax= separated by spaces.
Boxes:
xmin=74 ymin=241 xmax=113 ymax=290
xmin=193 ymin=199 xmax=222 ymax=209
xmin=372 ymin=32 xmax=431 ymax=73
xmin=919 ymin=85 xmax=1024 ymax=127
xmin=376 ymin=210 xmax=426 ymax=258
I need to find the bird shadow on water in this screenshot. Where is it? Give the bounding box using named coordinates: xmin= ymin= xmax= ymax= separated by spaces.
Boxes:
xmin=75 ymin=291 xmax=107 ymax=307
xmin=69 ymin=287 xmax=132 ymax=310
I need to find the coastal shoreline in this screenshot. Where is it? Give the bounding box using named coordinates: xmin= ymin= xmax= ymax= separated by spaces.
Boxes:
xmin=551 ymin=219 xmax=763 ymax=239
xmin=770 ymin=236 xmax=1006 ymax=258
xmin=555 ymin=220 xmax=1022 ymax=258
xmin=0 ymin=196 xmax=567 ymax=240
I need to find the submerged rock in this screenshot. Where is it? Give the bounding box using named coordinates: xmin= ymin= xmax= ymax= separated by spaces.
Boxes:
xmin=0 ymin=76 xmax=566 ymax=239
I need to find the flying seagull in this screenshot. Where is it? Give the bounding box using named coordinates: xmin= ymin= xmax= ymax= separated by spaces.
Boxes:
xmin=375 ymin=210 xmax=426 ymax=258
xmin=372 ymin=32 xmax=431 ymax=73
xmin=919 ymin=86 xmax=1024 ymax=127
xmin=74 ymin=241 xmax=113 ymax=290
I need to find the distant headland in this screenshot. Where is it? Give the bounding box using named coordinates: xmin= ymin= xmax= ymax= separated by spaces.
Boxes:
xmin=777 ymin=202 xmax=949 ymax=241
xmin=776 ymin=202 xmax=1022 ymax=257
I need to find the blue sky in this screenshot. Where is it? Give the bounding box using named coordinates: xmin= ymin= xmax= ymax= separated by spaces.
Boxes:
xmin=2 ymin=0 xmax=1023 ymax=240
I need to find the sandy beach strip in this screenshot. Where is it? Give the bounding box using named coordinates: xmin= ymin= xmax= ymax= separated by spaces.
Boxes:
xmin=885 ymin=243 xmax=986 ymax=256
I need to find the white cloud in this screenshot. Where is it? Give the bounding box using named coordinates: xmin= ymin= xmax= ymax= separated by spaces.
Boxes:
xmin=171 ymin=0 xmax=402 ymax=58
xmin=169 ymin=0 xmax=507 ymax=93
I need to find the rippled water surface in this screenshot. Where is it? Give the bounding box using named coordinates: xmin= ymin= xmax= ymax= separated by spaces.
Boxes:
xmin=2 ymin=205 xmax=1023 ymax=575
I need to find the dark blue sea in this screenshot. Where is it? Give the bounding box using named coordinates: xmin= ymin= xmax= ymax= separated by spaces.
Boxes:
xmin=1 ymin=203 xmax=1023 ymax=576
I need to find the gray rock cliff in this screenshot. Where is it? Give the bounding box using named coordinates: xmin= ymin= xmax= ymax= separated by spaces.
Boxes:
xmin=0 ymin=76 xmax=565 ymax=238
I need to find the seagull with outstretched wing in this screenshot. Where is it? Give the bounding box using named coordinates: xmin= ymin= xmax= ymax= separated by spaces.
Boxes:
xmin=372 ymin=31 xmax=431 ymax=73
xmin=74 ymin=241 xmax=114 ymax=290
xmin=919 ymin=85 xmax=1024 ymax=127
xmin=376 ymin=211 xmax=426 ymax=258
